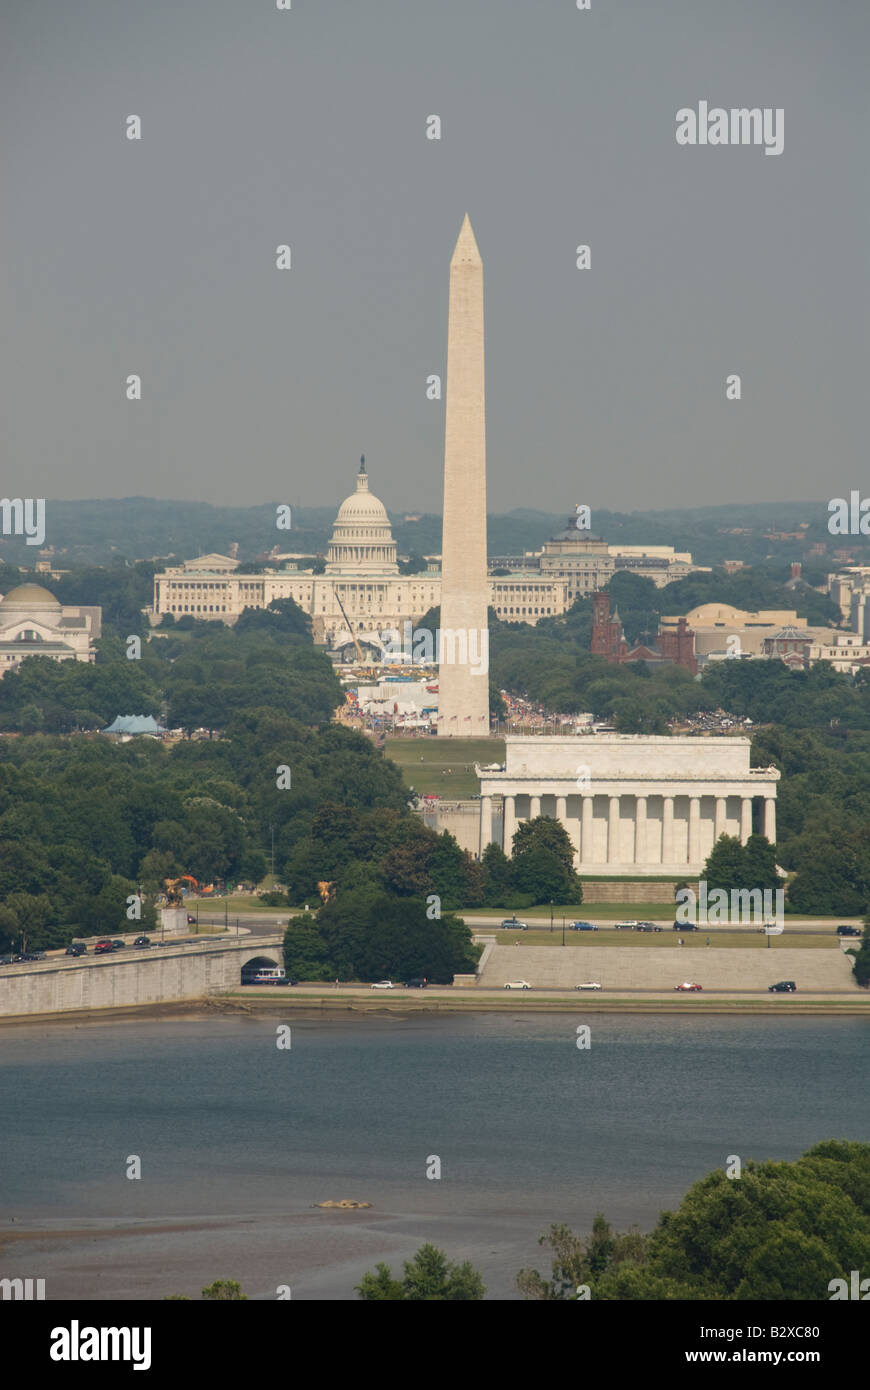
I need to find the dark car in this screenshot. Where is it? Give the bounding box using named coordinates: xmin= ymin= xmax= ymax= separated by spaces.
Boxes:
xmin=836 ymin=925 xmax=861 ymax=937
xmin=65 ymin=943 xmax=87 ymax=956
xmin=500 ymin=917 xmax=528 ymax=930
xmin=187 ymin=914 xmax=196 ymax=925
xmin=133 ymin=935 xmax=151 ymax=948
xmin=769 ymin=981 xmax=796 ymax=993
xmin=636 ymin=921 xmax=663 ymax=933
xmin=570 ymin=921 xmax=598 ymax=931
xmin=94 ymin=940 xmax=114 ymax=954
xmin=0 ymin=954 xmax=15 ymax=965
xmin=111 ymin=939 xmax=126 ymax=950
xmin=672 ymin=922 xmax=699 ymax=932
xmin=404 ymin=978 xmax=428 ymax=988
xmin=16 ymin=951 xmax=46 ymax=962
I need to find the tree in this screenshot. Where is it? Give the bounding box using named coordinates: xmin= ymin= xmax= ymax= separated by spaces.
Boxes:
xmin=357 ymin=1244 xmax=485 ymax=1300
xmin=517 ymin=1217 xmax=646 ymax=1300
xmin=201 ymin=1280 xmax=248 ymax=1300
xmin=512 ymin=816 xmax=575 ymax=873
xmin=481 ymin=842 xmax=513 ymax=906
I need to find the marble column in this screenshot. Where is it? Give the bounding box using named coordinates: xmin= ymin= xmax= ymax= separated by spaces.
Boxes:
xmin=555 ymin=795 xmax=567 ymax=826
xmin=635 ymin=795 xmax=647 ymax=866
xmin=740 ymin=797 xmax=752 ymax=845
xmin=714 ymin=796 xmax=727 ymax=842
xmin=529 ymin=794 xmax=541 ymax=819
xmin=580 ymin=795 xmax=593 ymax=864
xmin=662 ymin=796 xmax=674 ymax=863
xmin=763 ymin=797 xmax=776 ymax=843
xmin=479 ymin=794 xmax=493 ymax=857
xmin=607 ymin=795 xmax=620 ymax=865
xmin=503 ymin=794 xmax=517 ymax=856
xmin=688 ymin=797 xmax=701 ymax=864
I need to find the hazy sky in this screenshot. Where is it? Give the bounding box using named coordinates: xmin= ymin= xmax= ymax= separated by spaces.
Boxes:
xmin=2 ymin=0 xmax=867 ymax=518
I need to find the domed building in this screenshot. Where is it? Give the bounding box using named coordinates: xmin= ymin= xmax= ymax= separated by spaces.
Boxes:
xmin=0 ymin=582 xmax=101 ymax=674
xmin=149 ymin=458 xmax=572 ymax=649
xmin=325 ymin=457 xmax=398 ymax=576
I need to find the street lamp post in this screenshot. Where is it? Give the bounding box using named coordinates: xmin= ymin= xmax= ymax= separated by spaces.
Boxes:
xmin=550 ymin=900 xmax=554 ymax=933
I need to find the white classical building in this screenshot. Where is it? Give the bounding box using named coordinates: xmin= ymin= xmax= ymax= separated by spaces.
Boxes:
xmin=476 ymin=735 xmax=778 ymax=876
xmin=0 ymin=583 xmax=100 ymax=674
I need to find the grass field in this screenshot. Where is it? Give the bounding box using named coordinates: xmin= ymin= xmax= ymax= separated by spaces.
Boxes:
xmin=484 ymin=929 xmax=839 ymax=950
xmin=384 ymin=736 xmax=504 ymax=798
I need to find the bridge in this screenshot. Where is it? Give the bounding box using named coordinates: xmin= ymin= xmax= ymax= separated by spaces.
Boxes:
xmin=0 ymin=936 xmax=285 ymax=1019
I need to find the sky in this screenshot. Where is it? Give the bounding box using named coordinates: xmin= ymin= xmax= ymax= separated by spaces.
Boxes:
xmin=1 ymin=0 xmax=867 ymax=519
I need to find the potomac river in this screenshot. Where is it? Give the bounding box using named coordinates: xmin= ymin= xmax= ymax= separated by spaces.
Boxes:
xmin=0 ymin=1012 xmax=867 ymax=1300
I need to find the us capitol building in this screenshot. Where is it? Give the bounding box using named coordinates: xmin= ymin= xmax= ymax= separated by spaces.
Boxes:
xmin=148 ymin=459 xmax=698 ymax=645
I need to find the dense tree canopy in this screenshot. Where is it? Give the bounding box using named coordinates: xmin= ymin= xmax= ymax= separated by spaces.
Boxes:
xmin=518 ymin=1141 xmax=870 ymax=1300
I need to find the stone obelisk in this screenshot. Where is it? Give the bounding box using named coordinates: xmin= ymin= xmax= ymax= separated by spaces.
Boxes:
xmin=438 ymin=214 xmax=489 ymax=737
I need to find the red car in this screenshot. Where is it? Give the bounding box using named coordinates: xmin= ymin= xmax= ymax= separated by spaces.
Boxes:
xmin=94 ymin=940 xmax=114 ymax=954
xmin=674 ymin=981 xmax=702 ymax=991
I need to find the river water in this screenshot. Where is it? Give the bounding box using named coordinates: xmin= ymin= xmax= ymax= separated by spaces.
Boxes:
xmin=0 ymin=1012 xmax=867 ymax=1299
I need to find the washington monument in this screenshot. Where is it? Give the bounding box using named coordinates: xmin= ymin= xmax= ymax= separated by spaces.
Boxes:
xmin=438 ymin=214 xmax=490 ymax=736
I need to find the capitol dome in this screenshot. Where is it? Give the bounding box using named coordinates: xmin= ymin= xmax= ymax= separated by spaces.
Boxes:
xmin=325 ymin=457 xmax=399 ymax=576
xmin=0 ymin=583 xmax=62 ymax=612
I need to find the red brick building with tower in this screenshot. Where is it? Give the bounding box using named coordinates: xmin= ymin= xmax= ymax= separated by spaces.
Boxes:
xmin=590 ymin=592 xmax=698 ymax=675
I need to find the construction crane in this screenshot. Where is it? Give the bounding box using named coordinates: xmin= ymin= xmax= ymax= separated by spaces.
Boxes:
xmin=333 ymin=584 xmax=365 ymax=662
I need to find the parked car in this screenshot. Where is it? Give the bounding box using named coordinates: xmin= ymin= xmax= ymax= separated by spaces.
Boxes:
xmin=636 ymin=921 xmax=663 ymax=933
xmin=672 ymin=922 xmax=699 ymax=931
xmin=133 ymin=936 xmax=151 ymax=948
xmin=500 ymin=917 xmax=528 ymax=930
xmin=674 ymin=981 xmax=702 ymax=991
xmin=575 ymin=981 xmax=602 ymax=990
xmin=65 ymin=943 xmax=87 ymax=956
xmin=570 ymin=921 xmax=598 ymax=931
xmin=614 ymin=920 xmax=637 ymax=930
xmin=370 ymin=980 xmax=395 ymax=989
xmin=769 ymin=980 xmax=796 ymax=993
xmin=94 ymin=940 xmax=114 ymax=954
xmin=836 ymin=925 xmax=861 ymax=937
xmin=403 ymin=978 xmax=428 ymax=988
xmin=503 ymin=980 xmax=531 ymax=990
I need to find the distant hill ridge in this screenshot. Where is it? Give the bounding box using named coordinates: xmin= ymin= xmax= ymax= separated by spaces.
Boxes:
xmin=0 ymin=496 xmax=857 ymax=570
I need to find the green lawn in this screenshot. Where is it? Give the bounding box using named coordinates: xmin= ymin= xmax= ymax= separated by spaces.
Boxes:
xmin=385 ymin=736 xmax=505 ymax=798
xmin=483 ymin=929 xmax=839 ymax=950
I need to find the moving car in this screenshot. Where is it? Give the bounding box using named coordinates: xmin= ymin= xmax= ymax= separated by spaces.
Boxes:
xmin=575 ymin=981 xmax=602 ymax=991
xmin=371 ymin=980 xmax=395 ymax=989
xmin=836 ymin=925 xmax=861 ymax=937
xmin=65 ymin=943 xmax=87 ymax=957
xmin=94 ymin=940 xmax=114 ymax=954
xmin=242 ymin=967 xmax=291 ymax=986
xmin=111 ymin=939 xmax=126 ymax=950
xmin=674 ymin=981 xmax=702 ymax=991
xmin=672 ymin=922 xmax=699 ymax=932
xmin=15 ymin=951 xmax=46 ymax=962
xmin=133 ymin=936 xmax=151 ymax=948
xmin=187 ymin=914 xmax=196 ymax=925
xmin=769 ymin=980 xmax=796 ymax=993
xmin=500 ymin=917 xmax=528 ymax=930
xmin=614 ymin=920 xmax=638 ymax=930
xmin=636 ymin=921 xmax=663 ymax=933
xmin=403 ymin=978 xmax=427 ymax=988
xmin=570 ymin=920 xmax=598 ymax=931
xmin=504 ymin=980 xmax=531 ymax=990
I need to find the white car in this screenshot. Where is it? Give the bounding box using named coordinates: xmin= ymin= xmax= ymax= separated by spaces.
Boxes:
xmin=575 ymin=981 xmax=602 ymax=991
xmin=370 ymin=980 xmax=394 ymax=989
xmin=614 ymin=920 xmax=638 ymax=930
xmin=503 ymin=980 xmax=531 ymax=990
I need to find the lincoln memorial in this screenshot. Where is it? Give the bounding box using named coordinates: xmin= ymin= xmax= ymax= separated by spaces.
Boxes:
xmin=476 ymin=735 xmax=779 ymax=876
